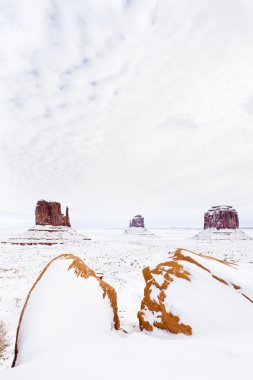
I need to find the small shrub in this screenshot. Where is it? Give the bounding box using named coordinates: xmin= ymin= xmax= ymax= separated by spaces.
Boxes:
xmin=0 ymin=321 xmax=9 ymax=360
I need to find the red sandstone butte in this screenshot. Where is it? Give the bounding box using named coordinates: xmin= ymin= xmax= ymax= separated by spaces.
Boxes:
xmin=35 ymin=200 xmax=71 ymax=227
xmin=204 ymin=205 xmax=239 ymax=230
xmin=129 ymin=215 xmax=145 ymax=228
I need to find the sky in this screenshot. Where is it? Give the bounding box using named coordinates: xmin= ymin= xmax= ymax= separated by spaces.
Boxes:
xmin=0 ymin=0 xmax=253 ymax=230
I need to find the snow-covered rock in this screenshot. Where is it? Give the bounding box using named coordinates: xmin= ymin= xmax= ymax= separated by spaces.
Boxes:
xmin=126 ymin=214 xmax=153 ymax=235
xmin=192 ymin=228 xmax=252 ymax=241
xmin=124 ymin=226 xmax=154 ymax=236
xmin=138 ymin=248 xmax=253 ymax=336
xmin=12 ymin=254 xmax=120 ymax=366
xmin=1 ymin=199 xmax=90 ymax=245
xmin=1 ymin=225 xmax=91 ymax=245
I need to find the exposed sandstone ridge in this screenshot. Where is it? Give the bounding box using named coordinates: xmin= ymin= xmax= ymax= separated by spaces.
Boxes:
xmin=138 ymin=248 xmax=253 ymax=335
xmin=13 ymin=254 xmax=120 ymax=367
xmin=35 ymin=200 xmax=71 ymax=227
xmin=129 ymin=215 xmax=145 ymax=228
xmin=204 ymin=205 xmax=239 ymax=230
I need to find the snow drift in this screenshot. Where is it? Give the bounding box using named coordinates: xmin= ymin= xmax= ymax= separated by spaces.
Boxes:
xmin=12 ymin=254 xmax=120 ymax=366
xmin=138 ymin=248 xmax=253 ymax=336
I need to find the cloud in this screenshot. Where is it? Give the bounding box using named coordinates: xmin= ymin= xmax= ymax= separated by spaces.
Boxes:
xmin=0 ymin=0 xmax=253 ymax=228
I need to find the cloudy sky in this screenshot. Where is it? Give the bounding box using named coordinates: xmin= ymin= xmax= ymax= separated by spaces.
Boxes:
xmin=0 ymin=0 xmax=253 ymax=230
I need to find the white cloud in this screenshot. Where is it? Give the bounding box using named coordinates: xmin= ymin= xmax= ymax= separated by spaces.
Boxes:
xmin=0 ymin=0 xmax=253 ymax=229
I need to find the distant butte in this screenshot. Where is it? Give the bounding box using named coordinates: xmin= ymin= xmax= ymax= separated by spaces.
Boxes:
xmin=1 ymin=200 xmax=91 ymax=245
xmin=129 ymin=215 xmax=145 ymax=228
xmin=204 ymin=205 xmax=239 ymax=230
xmin=35 ymin=200 xmax=71 ymax=227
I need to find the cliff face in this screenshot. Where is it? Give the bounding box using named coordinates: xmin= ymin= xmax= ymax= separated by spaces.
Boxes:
xmin=129 ymin=215 xmax=145 ymax=228
xmin=204 ymin=206 xmax=239 ymax=230
xmin=35 ymin=200 xmax=71 ymax=227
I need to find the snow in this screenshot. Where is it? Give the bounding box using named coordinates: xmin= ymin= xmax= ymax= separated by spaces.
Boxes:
xmin=2 ymin=333 xmax=253 ymax=380
xmin=163 ymin=250 xmax=253 ymax=337
xmin=1 ymin=226 xmax=91 ymax=245
xmin=15 ymin=256 xmax=115 ymax=366
xmin=138 ymin=248 xmax=253 ymax=337
xmin=124 ymin=227 xmax=154 ymax=235
xmin=0 ymin=228 xmax=253 ymax=379
xmin=193 ymin=228 xmax=252 ymax=241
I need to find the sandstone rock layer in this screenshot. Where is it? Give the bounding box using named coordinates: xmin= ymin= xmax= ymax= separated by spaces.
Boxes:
xmin=129 ymin=215 xmax=145 ymax=228
xmin=35 ymin=200 xmax=71 ymax=227
xmin=204 ymin=205 xmax=239 ymax=230
xmin=138 ymin=248 xmax=253 ymax=335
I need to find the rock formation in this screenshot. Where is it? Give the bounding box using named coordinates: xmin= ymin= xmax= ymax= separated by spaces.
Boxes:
xmin=1 ymin=201 xmax=91 ymax=245
xmin=12 ymin=254 xmax=120 ymax=367
xmin=129 ymin=215 xmax=145 ymax=228
xmin=204 ymin=205 xmax=239 ymax=230
xmin=35 ymin=200 xmax=71 ymax=227
xmin=138 ymin=248 xmax=253 ymax=336
xmin=3 ymin=226 xmax=91 ymax=245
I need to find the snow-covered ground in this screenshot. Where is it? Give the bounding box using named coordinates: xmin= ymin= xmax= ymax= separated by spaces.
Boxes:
xmin=0 ymin=228 xmax=253 ymax=379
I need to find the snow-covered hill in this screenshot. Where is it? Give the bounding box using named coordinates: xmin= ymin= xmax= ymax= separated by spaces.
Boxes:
xmin=1 ymin=225 xmax=90 ymax=245
xmin=192 ymin=228 xmax=252 ymax=241
xmin=124 ymin=226 xmax=154 ymax=235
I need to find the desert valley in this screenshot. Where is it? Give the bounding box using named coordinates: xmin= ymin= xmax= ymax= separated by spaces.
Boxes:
xmin=0 ymin=201 xmax=253 ymax=379
xmin=1 ymin=1 xmax=253 ymax=378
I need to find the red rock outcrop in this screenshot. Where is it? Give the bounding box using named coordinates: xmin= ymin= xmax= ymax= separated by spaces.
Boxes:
xmin=137 ymin=248 xmax=253 ymax=335
xmin=12 ymin=254 xmax=120 ymax=367
xmin=129 ymin=215 xmax=145 ymax=228
xmin=35 ymin=200 xmax=71 ymax=227
xmin=204 ymin=206 xmax=239 ymax=230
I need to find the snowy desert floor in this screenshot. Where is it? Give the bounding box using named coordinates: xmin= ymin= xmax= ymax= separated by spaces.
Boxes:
xmin=0 ymin=228 xmax=253 ymax=379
